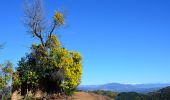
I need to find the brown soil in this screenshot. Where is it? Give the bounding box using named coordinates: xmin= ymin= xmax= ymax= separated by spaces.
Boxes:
xmin=67 ymin=92 xmax=112 ymax=100
xmin=12 ymin=91 xmax=112 ymax=100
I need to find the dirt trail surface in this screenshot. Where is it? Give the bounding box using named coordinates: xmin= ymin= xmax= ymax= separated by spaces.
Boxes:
xmin=67 ymin=92 xmax=112 ymax=100
xmin=11 ymin=91 xmax=112 ymax=100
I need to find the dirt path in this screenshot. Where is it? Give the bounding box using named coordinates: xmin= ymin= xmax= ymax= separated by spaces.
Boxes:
xmin=68 ymin=92 xmax=112 ymax=100
xmin=11 ymin=91 xmax=113 ymax=100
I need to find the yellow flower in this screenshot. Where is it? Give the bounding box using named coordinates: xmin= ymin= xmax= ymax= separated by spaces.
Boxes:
xmin=54 ymin=12 xmax=64 ymax=25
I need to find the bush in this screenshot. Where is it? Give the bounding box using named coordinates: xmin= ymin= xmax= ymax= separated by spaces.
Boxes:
xmin=92 ymin=90 xmax=118 ymax=99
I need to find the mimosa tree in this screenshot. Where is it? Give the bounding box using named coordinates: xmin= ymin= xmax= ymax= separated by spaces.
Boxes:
xmin=12 ymin=0 xmax=82 ymax=96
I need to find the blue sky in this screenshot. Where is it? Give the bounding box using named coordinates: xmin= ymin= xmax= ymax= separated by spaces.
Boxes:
xmin=0 ymin=0 xmax=170 ymax=85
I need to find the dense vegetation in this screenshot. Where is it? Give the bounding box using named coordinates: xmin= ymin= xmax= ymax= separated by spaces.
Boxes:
xmin=0 ymin=0 xmax=82 ymax=99
xmin=13 ymin=35 xmax=82 ymax=96
xmin=148 ymin=86 xmax=170 ymax=100
xmin=91 ymin=86 xmax=170 ymax=100
xmin=91 ymin=90 xmax=118 ymax=99
xmin=116 ymin=92 xmax=149 ymax=100
xmin=0 ymin=61 xmax=13 ymax=99
xmin=12 ymin=0 xmax=82 ymax=97
xmin=1 ymin=0 xmax=170 ymax=100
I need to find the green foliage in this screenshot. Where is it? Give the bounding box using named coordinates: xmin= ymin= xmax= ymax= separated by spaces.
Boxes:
xmin=0 ymin=77 xmax=4 ymax=90
xmin=0 ymin=61 xmax=13 ymax=100
xmin=92 ymin=90 xmax=118 ymax=99
xmin=2 ymin=61 xmax=13 ymax=85
xmin=91 ymin=88 xmax=170 ymax=100
xmin=64 ymin=87 xmax=76 ymax=96
xmin=115 ymin=86 xmax=170 ymax=100
xmin=0 ymin=61 xmax=13 ymax=87
xmin=116 ymin=92 xmax=150 ymax=100
xmin=1 ymin=93 xmax=11 ymax=100
xmin=13 ymin=0 xmax=83 ymax=96
xmin=54 ymin=12 xmax=65 ymax=26
xmin=61 ymin=51 xmax=82 ymax=95
xmin=14 ymin=35 xmax=82 ymax=95
xmin=149 ymin=86 xmax=170 ymax=100
xmin=12 ymin=72 xmax=21 ymax=91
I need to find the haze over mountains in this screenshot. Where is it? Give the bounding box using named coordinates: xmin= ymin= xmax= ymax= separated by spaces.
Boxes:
xmin=78 ymin=83 xmax=170 ymax=93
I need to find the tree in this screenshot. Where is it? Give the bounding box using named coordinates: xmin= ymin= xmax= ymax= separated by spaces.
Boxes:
xmin=24 ymin=0 xmax=64 ymax=47
xmin=0 ymin=61 xmax=13 ymax=99
xmin=2 ymin=61 xmax=13 ymax=85
xmin=0 ymin=77 xmax=4 ymax=90
xmin=13 ymin=0 xmax=82 ymax=96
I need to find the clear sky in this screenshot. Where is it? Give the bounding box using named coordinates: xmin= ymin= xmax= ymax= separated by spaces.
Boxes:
xmin=0 ymin=0 xmax=170 ymax=85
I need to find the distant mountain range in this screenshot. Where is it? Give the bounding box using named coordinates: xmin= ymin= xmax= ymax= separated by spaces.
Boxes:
xmin=78 ymin=83 xmax=170 ymax=93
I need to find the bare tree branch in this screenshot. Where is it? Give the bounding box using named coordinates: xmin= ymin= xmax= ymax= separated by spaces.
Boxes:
xmin=49 ymin=23 xmax=56 ymax=38
xmin=24 ymin=0 xmax=46 ymax=47
xmin=47 ymin=11 xmax=65 ymax=43
xmin=23 ymin=0 xmax=65 ymax=48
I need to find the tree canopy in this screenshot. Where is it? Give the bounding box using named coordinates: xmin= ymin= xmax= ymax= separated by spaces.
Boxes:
xmin=0 ymin=61 xmax=13 ymax=99
xmin=12 ymin=0 xmax=83 ymax=96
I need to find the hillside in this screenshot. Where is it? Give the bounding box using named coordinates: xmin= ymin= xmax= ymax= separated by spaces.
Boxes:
xmin=11 ymin=86 xmax=170 ymax=100
xmin=78 ymin=83 xmax=170 ymax=93
xmin=116 ymin=86 xmax=170 ymax=100
xmin=148 ymin=86 xmax=170 ymax=100
xmin=71 ymin=86 xmax=170 ymax=100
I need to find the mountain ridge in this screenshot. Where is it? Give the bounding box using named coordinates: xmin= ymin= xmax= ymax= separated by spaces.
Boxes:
xmin=78 ymin=83 xmax=170 ymax=93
